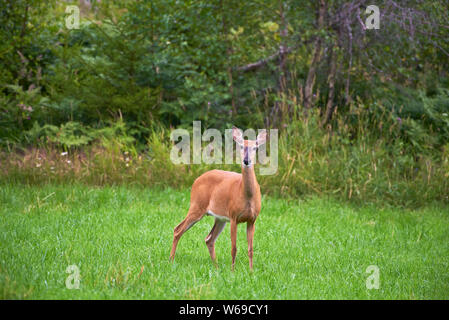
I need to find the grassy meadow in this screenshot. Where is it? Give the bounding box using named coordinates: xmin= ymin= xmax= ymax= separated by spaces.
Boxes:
xmin=1 ymin=0 xmax=449 ymax=302
xmin=1 ymin=184 xmax=448 ymax=300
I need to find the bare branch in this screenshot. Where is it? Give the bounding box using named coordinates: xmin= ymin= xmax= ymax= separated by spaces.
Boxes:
xmin=235 ymin=46 xmax=296 ymax=73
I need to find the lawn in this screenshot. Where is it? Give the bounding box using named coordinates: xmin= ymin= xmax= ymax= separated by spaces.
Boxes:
xmin=0 ymin=184 xmax=448 ymax=299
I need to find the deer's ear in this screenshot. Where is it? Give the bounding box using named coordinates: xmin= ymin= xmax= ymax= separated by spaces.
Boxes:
xmin=256 ymin=130 xmax=267 ymax=146
xmin=232 ymin=127 xmax=244 ymax=145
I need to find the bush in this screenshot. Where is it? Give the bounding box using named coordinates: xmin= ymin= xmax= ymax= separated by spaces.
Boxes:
xmin=2 ymin=105 xmax=448 ymax=207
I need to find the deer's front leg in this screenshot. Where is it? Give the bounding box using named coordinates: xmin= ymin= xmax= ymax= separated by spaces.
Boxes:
xmin=230 ymin=219 xmax=237 ymax=271
xmin=247 ymin=222 xmax=255 ymax=271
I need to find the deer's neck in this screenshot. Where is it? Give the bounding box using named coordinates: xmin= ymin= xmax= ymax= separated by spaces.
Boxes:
xmin=241 ymin=165 xmax=258 ymax=199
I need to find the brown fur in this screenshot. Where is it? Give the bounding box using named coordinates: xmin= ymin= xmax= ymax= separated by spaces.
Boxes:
xmin=169 ymin=128 xmax=266 ymax=270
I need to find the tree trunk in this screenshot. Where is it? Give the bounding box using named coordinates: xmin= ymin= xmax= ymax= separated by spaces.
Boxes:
xmin=278 ymin=0 xmax=288 ymax=96
xmin=220 ymin=0 xmax=236 ymax=115
xmin=345 ymin=19 xmax=353 ymax=105
xmin=271 ymin=0 xmax=289 ymax=125
xmin=304 ymin=0 xmax=326 ymax=112
xmin=322 ymin=41 xmax=338 ymax=126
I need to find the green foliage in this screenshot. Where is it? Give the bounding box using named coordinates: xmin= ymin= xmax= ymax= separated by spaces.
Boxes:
xmin=0 ymin=0 xmax=55 ymax=87
xmin=375 ymin=86 xmax=449 ymax=155
xmin=25 ymin=121 xmax=95 ymax=148
xmin=0 ymin=0 xmax=448 ymax=205
xmin=24 ymin=119 xmax=137 ymax=150
xmin=2 ymin=108 xmax=448 ymax=206
xmin=0 ymin=84 xmax=50 ymax=147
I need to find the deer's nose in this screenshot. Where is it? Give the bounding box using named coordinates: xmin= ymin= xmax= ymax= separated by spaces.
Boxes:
xmin=243 ymin=159 xmax=249 ymax=166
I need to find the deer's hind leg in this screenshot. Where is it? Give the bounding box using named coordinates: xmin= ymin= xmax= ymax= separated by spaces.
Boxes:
xmin=205 ymin=218 xmax=226 ymax=266
xmin=170 ymin=206 xmax=204 ymax=262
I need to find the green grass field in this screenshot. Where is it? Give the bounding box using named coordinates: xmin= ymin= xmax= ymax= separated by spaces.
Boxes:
xmin=1 ymin=184 xmax=448 ymax=299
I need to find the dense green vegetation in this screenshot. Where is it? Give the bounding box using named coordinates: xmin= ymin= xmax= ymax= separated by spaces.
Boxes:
xmin=1 ymin=0 xmax=448 ymax=205
xmin=1 ymin=2 xmax=448 ymax=300
xmin=1 ymin=185 xmax=448 ymax=299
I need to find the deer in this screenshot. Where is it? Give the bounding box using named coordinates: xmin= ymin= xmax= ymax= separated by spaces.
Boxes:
xmin=169 ymin=127 xmax=267 ymax=271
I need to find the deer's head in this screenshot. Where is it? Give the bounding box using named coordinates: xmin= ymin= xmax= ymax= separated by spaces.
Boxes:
xmin=232 ymin=127 xmax=267 ymax=168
